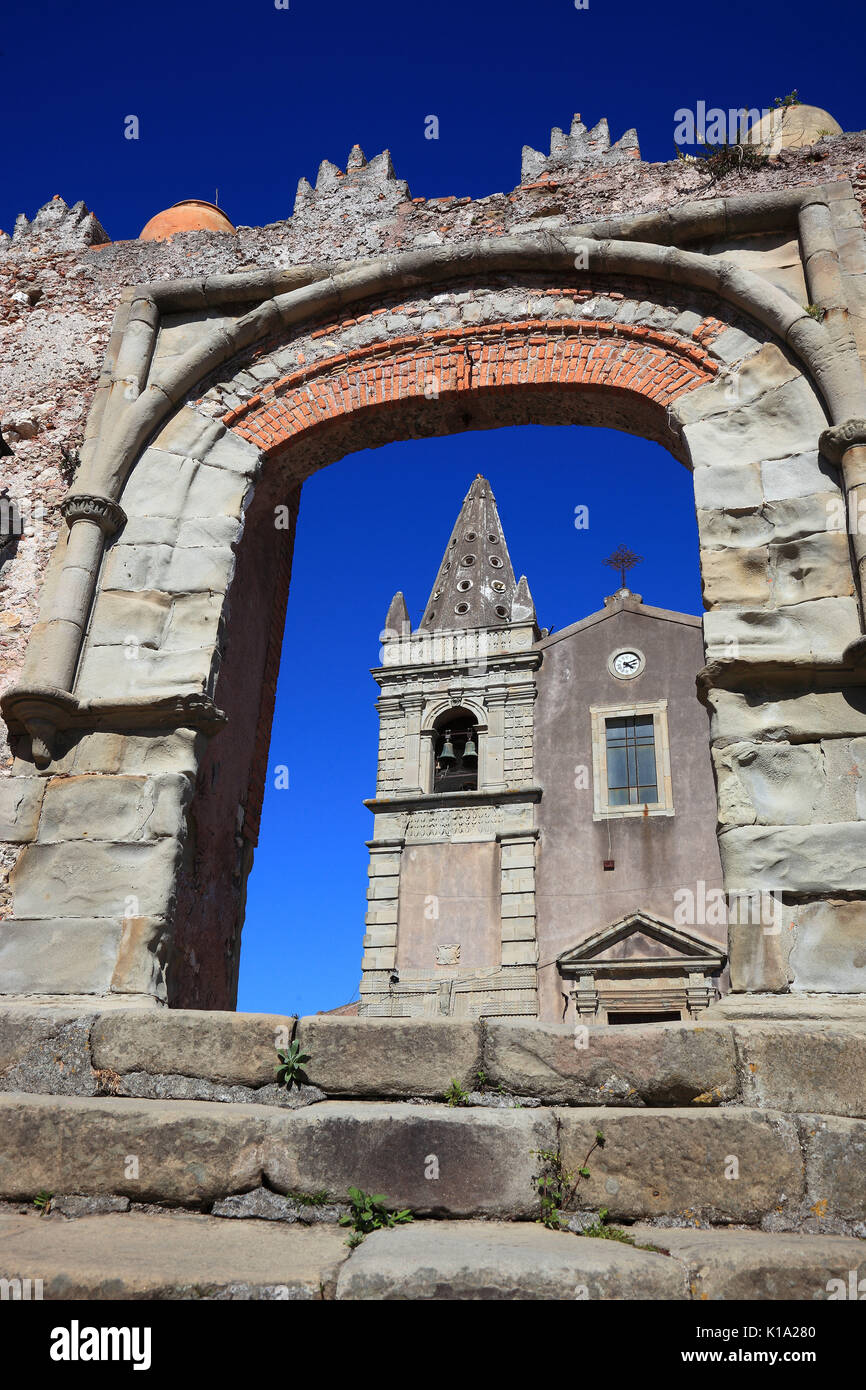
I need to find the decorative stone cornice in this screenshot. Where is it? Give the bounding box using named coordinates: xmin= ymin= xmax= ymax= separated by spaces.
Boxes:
xmin=0 ymin=686 xmax=227 ymax=768
xmin=60 ymin=493 xmax=127 ymax=535
xmin=819 ymin=419 xmax=866 ymax=463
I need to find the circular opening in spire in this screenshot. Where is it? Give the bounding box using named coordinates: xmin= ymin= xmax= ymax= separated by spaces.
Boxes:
xmin=490 ymin=555 xmax=503 ymax=568
xmin=495 ymin=605 xmax=509 ymax=619
xmin=491 ymin=580 xmax=506 ymax=592
xmin=464 ymin=530 xmax=477 ymax=541
xmin=457 ymin=579 xmax=473 ymax=592
xmin=455 ymin=602 xmax=470 ymax=615
xmin=461 ymin=555 xmax=476 ymax=566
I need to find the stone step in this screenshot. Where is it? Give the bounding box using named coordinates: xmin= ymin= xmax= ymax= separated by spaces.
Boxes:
xmin=2 ymin=1091 xmax=863 ymax=1230
xmin=0 ymin=1210 xmax=347 ymax=1300
xmin=3 ymin=1005 xmax=866 ymax=1118
xmin=337 ymin=1221 xmax=866 ymax=1302
xmin=2 ymin=1210 xmax=863 ymax=1301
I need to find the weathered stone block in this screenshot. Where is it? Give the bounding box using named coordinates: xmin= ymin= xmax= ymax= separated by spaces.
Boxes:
xmin=803 ymin=1115 xmax=866 ymax=1222
xmin=735 ymin=1025 xmax=866 ymax=1118
xmin=704 ymin=596 xmax=860 ymax=664
xmin=295 ymin=1017 xmax=482 ymax=1097
xmin=0 ymin=1093 xmax=273 ymax=1202
xmin=693 ymin=461 xmax=762 ymax=511
xmin=483 ymin=1020 xmax=738 ymax=1105
xmin=11 ymin=839 xmax=182 ymax=919
xmin=707 ymin=688 xmax=866 ymax=744
xmin=91 ymin=1009 xmax=296 ymax=1086
xmin=720 ymin=823 xmax=866 ymax=894
xmin=770 ymin=530 xmax=854 ymax=604
xmin=685 ymin=376 xmax=828 ymax=470
xmin=630 ymin=1226 xmax=866 ymax=1300
xmin=556 ymin=1108 xmax=804 ymax=1222
xmin=336 ymin=1220 xmax=686 ymax=1300
xmin=263 ymin=1102 xmax=555 ymax=1217
xmin=700 ymin=547 xmax=770 ymax=606
xmin=0 ymin=1005 xmax=98 ymax=1095
xmin=37 ymin=774 xmax=190 ymax=843
xmin=674 ymin=344 xmax=800 ymax=427
xmin=0 ymin=1210 xmax=348 ymax=1299
xmin=501 ymin=940 xmax=538 ymax=966
xmin=0 ymin=777 xmax=46 ymax=842
xmin=87 ymin=590 xmax=171 ymax=648
xmin=0 ymin=919 xmax=124 ymax=995
xmin=761 ymin=450 xmax=837 ymax=502
xmin=788 ymin=900 xmax=866 ymax=993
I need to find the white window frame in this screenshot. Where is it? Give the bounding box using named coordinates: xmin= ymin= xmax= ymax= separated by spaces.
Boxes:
xmin=590 ymin=698 xmax=674 ymax=820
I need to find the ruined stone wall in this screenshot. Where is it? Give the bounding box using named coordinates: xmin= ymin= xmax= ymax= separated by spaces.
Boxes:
xmin=2 ymin=124 xmax=866 ymax=1004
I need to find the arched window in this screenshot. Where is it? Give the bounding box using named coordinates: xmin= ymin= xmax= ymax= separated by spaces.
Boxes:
xmin=432 ymin=711 xmax=479 ymax=793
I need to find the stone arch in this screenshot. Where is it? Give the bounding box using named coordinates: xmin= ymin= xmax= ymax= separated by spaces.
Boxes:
xmin=4 ymin=206 xmax=866 ymax=1007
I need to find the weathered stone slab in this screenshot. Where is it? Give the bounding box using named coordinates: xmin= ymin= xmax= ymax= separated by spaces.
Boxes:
xmin=735 ymin=1025 xmax=866 ymax=1118
xmin=336 ymin=1220 xmax=687 ymax=1300
xmin=0 ymin=1210 xmax=348 ymax=1299
xmin=37 ymin=774 xmax=190 ymax=844
xmin=719 ymin=822 xmax=866 ymax=894
xmin=704 ymin=596 xmax=860 ymax=664
xmin=0 ymin=1005 xmax=98 ymax=1094
xmin=630 ymin=1226 xmax=866 ymax=1299
xmin=10 ymin=839 xmax=182 ymax=919
xmin=0 ymin=777 xmax=46 ymax=842
xmin=804 ymin=1115 xmax=866 ymax=1223
xmin=262 ymin=1101 xmax=555 ymax=1218
xmin=91 ymin=1008 xmax=295 ymax=1086
xmin=482 ymin=1020 xmax=737 ymax=1106
xmin=556 ymin=1108 xmax=804 ymax=1223
xmin=0 ymin=1093 xmax=273 ymax=1203
xmin=295 ymin=1016 xmax=482 ymax=1097
xmin=0 ymin=919 xmax=124 ymax=996
xmin=707 ymin=688 xmax=866 ymax=744
xmin=788 ymin=900 xmax=866 ymax=993
xmin=684 ymin=376 xmax=828 ymax=470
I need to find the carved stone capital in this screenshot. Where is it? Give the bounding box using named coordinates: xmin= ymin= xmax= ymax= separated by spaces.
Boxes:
xmin=819 ymin=419 xmax=866 ymax=464
xmin=60 ymin=493 xmax=127 ymax=535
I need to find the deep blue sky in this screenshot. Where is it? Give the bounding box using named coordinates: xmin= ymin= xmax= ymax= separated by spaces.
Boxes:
xmin=3 ymin=0 xmax=862 ymax=1013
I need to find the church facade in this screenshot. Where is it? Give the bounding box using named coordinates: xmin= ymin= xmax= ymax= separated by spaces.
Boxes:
xmin=358 ymin=476 xmax=727 ymax=1023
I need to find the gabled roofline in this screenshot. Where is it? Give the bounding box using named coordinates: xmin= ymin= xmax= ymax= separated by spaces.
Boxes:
xmin=557 ymin=908 xmax=726 ymax=970
xmin=536 ymin=593 xmax=702 ymax=652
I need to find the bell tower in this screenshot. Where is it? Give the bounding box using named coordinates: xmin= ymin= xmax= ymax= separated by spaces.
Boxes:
xmin=358 ymin=476 xmax=543 ymax=1018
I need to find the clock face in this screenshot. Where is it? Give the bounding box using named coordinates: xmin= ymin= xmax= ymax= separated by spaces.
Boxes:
xmin=610 ymin=649 xmax=644 ymax=679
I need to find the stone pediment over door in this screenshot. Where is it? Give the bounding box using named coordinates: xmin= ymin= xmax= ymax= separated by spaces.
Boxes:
xmin=557 ymin=911 xmax=726 ymax=1022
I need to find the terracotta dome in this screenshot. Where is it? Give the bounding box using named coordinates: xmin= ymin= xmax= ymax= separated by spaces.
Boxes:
xmin=746 ymin=104 xmax=842 ymax=157
xmin=139 ymin=199 xmax=236 ymax=242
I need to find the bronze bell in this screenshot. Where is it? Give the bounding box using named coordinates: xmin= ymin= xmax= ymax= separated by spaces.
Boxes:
xmin=439 ymin=736 xmax=456 ymax=765
xmin=463 ymin=734 xmax=478 ymax=763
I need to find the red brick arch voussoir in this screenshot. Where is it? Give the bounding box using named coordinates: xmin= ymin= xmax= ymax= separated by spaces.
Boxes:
xmin=220 ymin=316 xmax=721 ymax=458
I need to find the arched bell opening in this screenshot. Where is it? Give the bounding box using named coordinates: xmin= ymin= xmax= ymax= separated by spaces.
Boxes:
xmin=432 ymin=709 xmax=480 ymax=794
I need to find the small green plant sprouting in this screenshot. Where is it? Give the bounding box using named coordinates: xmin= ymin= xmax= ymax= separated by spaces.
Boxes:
xmin=339 ymin=1186 xmax=413 ymax=1242
xmin=475 ymin=1069 xmax=487 ymax=1089
xmin=581 ymin=1208 xmax=639 ymax=1244
xmin=445 ymin=1078 xmax=470 ymax=1107
xmin=286 ymin=1189 xmax=330 ymax=1207
xmin=774 ymin=90 xmax=800 ymax=108
xmin=806 ymin=303 xmax=826 ymax=321
xmin=532 ymin=1130 xmax=605 ymax=1230
xmin=345 ymin=1232 xmax=365 ymax=1250
xmin=275 ymin=1040 xmax=311 ymax=1090
xmin=33 ymin=1190 xmax=52 ymax=1215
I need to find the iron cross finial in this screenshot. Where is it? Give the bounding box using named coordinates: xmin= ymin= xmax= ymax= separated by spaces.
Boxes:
xmin=603 ymin=544 xmax=644 ymax=588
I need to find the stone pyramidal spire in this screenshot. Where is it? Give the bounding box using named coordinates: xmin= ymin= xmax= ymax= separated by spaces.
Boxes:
xmin=420 ymin=475 xmax=522 ymax=631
